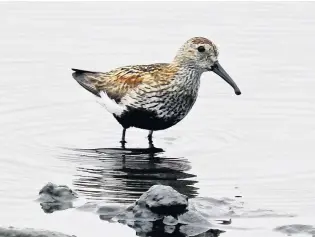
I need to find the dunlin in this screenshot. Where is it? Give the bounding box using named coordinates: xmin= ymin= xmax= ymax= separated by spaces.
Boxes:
xmin=72 ymin=37 xmax=241 ymax=148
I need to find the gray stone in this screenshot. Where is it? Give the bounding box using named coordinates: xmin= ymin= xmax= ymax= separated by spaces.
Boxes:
xmin=38 ymin=183 xmax=78 ymax=203
xmin=137 ymin=185 xmax=188 ymax=215
xmin=180 ymin=226 xmax=224 ymax=237
xmin=0 ymin=227 xmax=75 ymax=237
xmin=114 ymin=185 xmax=190 ymax=222
xmin=164 ymin=225 xmax=176 ymax=234
xmin=163 ymin=215 xmax=178 ymax=226
xmin=115 ymin=202 xmax=161 ymax=222
xmin=40 ymin=201 xmax=74 ymax=214
xmin=178 ymin=209 xmax=211 ymax=226
xmin=97 ymin=204 xmax=126 ymax=219
xmin=274 ymin=224 xmax=315 ymax=236
xmin=37 ymin=183 xmax=80 ymax=214
xmin=34 ymin=183 xmax=222 ymax=236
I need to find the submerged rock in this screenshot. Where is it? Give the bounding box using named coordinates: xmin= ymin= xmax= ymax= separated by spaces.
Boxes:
xmin=38 ymin=182 xmax=79 ymax=213
xmin=179 ymin=226 xmax=224 ymax=237
xmin=97 ymin=204 xmax=127 ymax=222
xmin=36 ymin=183 xmax=225 ymax=236
xmin=0 ymin=227 xmax=75 ymax=237
xmin=121 ymin=219 xmax=223 ymax=237
xmin=39 ymin=182 xmax=78 ymax=202
xmin=163 ymin=215 xmax=178 ymax=226
xmin=40 ymin=201 xmax=74 ymax=214
xmin=178 ymin=209 xmax=211 ymax=227
xmin=274 ymin=224 xmax=315 ymax=236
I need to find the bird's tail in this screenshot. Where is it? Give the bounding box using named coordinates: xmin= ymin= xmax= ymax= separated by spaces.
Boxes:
xmin=71 ymin=68 xmax=100 ymax=97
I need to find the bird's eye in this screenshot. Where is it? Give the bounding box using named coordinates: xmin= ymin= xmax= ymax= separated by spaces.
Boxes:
xmin=197 ymin=46 xmax=205 ymax=52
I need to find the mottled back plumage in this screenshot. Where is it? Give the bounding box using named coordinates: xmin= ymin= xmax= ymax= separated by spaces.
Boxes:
xmin=73 ymin=63 xmax=177 ymax=103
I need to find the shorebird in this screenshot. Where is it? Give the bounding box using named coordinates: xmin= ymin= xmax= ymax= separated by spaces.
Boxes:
xmin=72 ymin=37 xmax=241 ymax=148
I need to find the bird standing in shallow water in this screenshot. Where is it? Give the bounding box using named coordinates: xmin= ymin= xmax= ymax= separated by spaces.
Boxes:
xmin=72 ymin=37 xmax=241 ymax=149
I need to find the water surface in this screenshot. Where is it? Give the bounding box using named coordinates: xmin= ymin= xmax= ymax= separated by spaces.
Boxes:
xmin=1 ymin=2 xmax=315 ymax=237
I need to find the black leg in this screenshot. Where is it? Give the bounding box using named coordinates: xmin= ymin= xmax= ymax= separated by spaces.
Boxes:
xmin=148 ymin=130 xmax=154 ymax=148
xmin=120 ymin=128 xmax=127 ymax=149
xmin=147 ymin=130 xmax=164 ymax=153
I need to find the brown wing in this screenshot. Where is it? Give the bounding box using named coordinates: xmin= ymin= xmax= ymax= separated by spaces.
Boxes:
xmin=72 ymin=63 xmax=174 ymax=102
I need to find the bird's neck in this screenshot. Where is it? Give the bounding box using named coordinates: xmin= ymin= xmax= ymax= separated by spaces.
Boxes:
xmin=171 ymin=63 xmax=203 ymax=89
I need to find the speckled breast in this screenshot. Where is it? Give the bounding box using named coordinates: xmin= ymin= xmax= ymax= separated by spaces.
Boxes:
xmin=115 ymin=92 xmax=198 ymax=130
xmin=115 ymin=70 xmax=201 ymax=130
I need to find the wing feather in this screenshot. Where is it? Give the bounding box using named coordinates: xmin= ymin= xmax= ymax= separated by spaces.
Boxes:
xmin=72 ymin=63 xmax=174 ymax=102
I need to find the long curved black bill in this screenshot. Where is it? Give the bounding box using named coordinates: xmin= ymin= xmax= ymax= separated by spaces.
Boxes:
xmin=212 ymin=62 xmax=241 ymax=95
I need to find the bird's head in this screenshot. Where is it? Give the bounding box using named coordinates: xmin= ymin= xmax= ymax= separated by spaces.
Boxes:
xmin=174 ymin=37 xmax=241 ymax=95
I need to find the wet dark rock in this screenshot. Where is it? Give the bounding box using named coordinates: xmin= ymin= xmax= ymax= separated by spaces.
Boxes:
xmin=116 ymin=185 xmax=190 ymax=222
xmin=0 ymin=227 xmax=75 ymax=237
xmin=97 ymin=204 xmax=126 ymax=222
xmin=137 ymin=185 xmax=188 ymax=215
xmin=97 ymin=204 xmax=126 ymax=215
xmin=40 ymin=201 xmax=74 ymax=214
xmin=35 ymin=183 xmax=297 ymax=237
xmin=116 ymin=201 xmax=162 ymax=221
xmin=163 ymin=215 xmax=178 ymax=226
xmin=38 ymin=183 xmax=79 ymax=213
xmin=179 ymin=226 xmax=224 ymax=237
xmin=39 ymin=182 xmax=78 ymax=202
xmin=274 ymin=224 xmax=315 ymax=236
xmin=188 ymin=197 xmax=240 ymax=219
xmin=113 ymin=185 xmax=220 ymax=236
xmin=121 ymin=219 xmax=223 ymax=237
xmin=178 ymin=209 xmax=211 ymax=226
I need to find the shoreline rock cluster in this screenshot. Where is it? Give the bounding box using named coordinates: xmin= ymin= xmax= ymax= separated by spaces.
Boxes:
xmin=113 ymin=185 xmax=220 ymax=236
xmin=2 ymin=183 xmax=302 ymax=237
xmin=37 ymin=183 xmax=222 ymax=236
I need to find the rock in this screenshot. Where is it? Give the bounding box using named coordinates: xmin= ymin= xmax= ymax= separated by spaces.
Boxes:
xmin=112 ymin=185 xmax=216 ymax=236
xmin=178 ymin=209 xmax=211 ymax=227
xmin=37 ymin=183 xmax=81 ymax=213
xmin=137 ymin=185 xmax=188 ymax=215
xmin=97 ymin=204 xmax=125 ymax=215
xmin=0 ymin=227 xmax=75 ymax=237
xmin=163 ymin=215 xmax=178 ymax=226
xmin=35 ymin=183 xmax=221 ymax=236
xmin=97 ymin=204 xmax=126 ymax=221
xmin=164 ymin=225 xmax=176 ymax=234
xmin=115 ymin=202 xmax=161 ymax=222
xmin=180 ymin=225 xmax=224 ymax=237
xmin=188 ymin=197 xmax=239 ymax=219
xmin=125 ymin=220 xmax=154 ymax=236
xmin=40 ymin=201 xmax=74 ymax=214
xmin=38 ymin=183 xmax=78 ymax=203
xmin=122 ymin=219 xmax=222 ymax=237
xmin=274 ymin=224 xmax=315 ymax=236
xmin=114 ymin=185 xmax=189 ymax=222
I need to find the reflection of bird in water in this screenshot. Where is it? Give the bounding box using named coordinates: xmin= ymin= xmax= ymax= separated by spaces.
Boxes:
xmin=61 ymin=148 xmax=199 ymax=203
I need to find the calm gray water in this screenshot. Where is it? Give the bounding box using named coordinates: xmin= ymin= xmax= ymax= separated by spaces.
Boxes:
xmin=1 ymin=2 xmax=315 ymax=237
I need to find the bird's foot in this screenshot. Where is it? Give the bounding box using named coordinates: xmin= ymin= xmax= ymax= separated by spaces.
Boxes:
xmin=148 ymin=143 xmax=164 ymax=153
